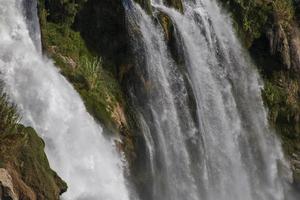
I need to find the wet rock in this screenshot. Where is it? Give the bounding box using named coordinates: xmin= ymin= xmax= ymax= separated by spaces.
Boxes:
xmin=290 ymin=27 xmax=300 ymax=72
xmin=163 ymin=0 xmax=183 ymax=13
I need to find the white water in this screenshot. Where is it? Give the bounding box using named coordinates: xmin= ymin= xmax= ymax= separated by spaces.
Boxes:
xmin=124 ymin=0 xmax=294 ymax=200
xmin=0 ymin=1 xmax=130 ymax=200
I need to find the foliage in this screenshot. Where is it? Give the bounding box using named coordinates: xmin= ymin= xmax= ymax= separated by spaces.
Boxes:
xmin=40 ymin=22 xmax=90 ymax=61
xmin=0 ymin=91 xmax=20 ymax=135
xmin=0 ymin=89 xmax=66 ymax=199
xmin=38 ymin=3 xmax=125 ymax=130
xmin=220 ymin=0 xmax=295 ymax=46
xmin=79 ymin=57 xmax=102 ymax=90
xmin=39 ymin=0 xmax=87 ymax=26
xmin=262 ymin=72 xmax=300 ymax=154
xmin=273 ymin=0 xmax=295 ymax=30
xmin=0 ymin=126 xmax=67 ymax=199
xmin=219 ymin=0 xmax=270 ymax=46
xmin=221 ymin=2 xmax=300 ymax=179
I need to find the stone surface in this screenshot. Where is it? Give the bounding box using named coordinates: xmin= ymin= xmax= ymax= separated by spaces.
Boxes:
xmin=0 ymin=169 xmax=18 ymax=200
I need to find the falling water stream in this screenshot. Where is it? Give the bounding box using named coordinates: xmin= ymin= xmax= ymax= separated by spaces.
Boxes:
xmin=0 ymin=0 xmax=297 ymax=199
xmin=0 ymin=1 xmax=130 ymax=200
xmin=124 ymin=0 xmax=294 ymax=200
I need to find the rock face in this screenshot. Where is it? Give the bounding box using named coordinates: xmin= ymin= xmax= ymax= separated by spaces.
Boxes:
xmin=75 ymin=0 xmax=130 ymax=68
xmin=267 ymin=23 xmax=291 ymax=70
xmin=0 ymin=169 xmax=18 ymax=200
xmin=266 ymin=12 xmax=300 ymax=72
xmin=0 ymin=90 xmax=66 ymax=199
xmin=0 ymin=127 xmax=67 ymax=200
xmin=290 ymin=28 xmax=300 ymax=71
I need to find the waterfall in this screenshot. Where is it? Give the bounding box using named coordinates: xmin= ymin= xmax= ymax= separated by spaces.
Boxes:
xmin=124 ymin=0 xmax=294 ymax=200
xmin=0 ymin=1 xmax=130 ymax=200
xmin=22 ymin=0 xmax=41 ymax=53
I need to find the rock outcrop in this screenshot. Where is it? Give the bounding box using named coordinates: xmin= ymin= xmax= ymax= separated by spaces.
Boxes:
xmin=0 ymin=169 xmax=18 ymax=200
xmin=0 ymin=91 xmax=67 ymax=199
xmin=0 ymin=127 xmax=67 ymax=200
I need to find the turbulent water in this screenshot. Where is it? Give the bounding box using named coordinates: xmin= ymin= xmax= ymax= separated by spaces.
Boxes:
xmin=0 ymin=1 xmax=130 ymax=200
xmin=0 ymin=0 xmax=297 ymax=199
xmin=124 ymin=0 xmax=294 ymax=200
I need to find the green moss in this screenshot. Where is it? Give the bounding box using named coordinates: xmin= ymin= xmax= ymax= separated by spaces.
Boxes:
xmin=0 ymin=92 xmax=20 ymax=135
xmin=38 ymin=0 xmax=87 ymax=26
xmin=220 ymin=0 xmax=295 ymax=47
xmin=0 ymin=88 xmax=66 ymax=199
xmin=38 ymin=0 xmax=127 ymax=131
xmin=0 ymin=126 xmax=67 ymax=199
xmin=221 ymin=1 xmax=300 ymax=184
xmin=262 ymin=71 xmax=300 ymax=154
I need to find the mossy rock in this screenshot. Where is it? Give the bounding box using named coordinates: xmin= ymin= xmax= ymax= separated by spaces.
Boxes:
xmin=163 ymin=0 xmax=183 ymax=13
xmin=0 ymin=126 xmax=67 ymax=199
xmin=38 ymin=1 xmax=140 ymax=171
xmin=75 ymin=0 xmax=130 ymax=72
xmin=134 ymin=0 xmax=152 ymax=14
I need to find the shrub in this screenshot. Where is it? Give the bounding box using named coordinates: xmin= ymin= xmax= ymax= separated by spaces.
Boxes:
xmin=79 ymin=57 xmax=102 ymax=90
xmin=272 ymin=0 xmax=295 ymax=30
xmin=0 ymin=90 xmax=20 ymax=135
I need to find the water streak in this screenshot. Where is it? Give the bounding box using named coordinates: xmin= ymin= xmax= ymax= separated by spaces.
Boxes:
xmin=0 ymin=1 xmax=130 ymax=199
xmin=124 ymin=0 xmax=293 ymax=199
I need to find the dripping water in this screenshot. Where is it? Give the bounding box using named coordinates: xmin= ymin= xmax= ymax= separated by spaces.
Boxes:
xmin=123 ymin=0 xmax=295 ymax=199
xmin=0 ymin=1 xmax=131 ymax=200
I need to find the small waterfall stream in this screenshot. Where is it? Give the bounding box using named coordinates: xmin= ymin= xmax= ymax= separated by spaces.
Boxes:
xmin=0 ymin=1 xmax=130 ymax=200
xmin=0 ymin=0 xmax=297 ymax=199
xmin=124 ymin=0 xmax=294 ymax=200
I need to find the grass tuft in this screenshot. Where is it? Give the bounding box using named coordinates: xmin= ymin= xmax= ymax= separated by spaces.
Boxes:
xmin=79 ymin=57 xmax=102 ymax=90
xmin=0 ymin=89 xmax=20 ymax=135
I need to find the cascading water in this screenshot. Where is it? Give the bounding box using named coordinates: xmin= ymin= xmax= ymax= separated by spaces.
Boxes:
xmin=22 ymin=0 xmax=41 ymax=53
xmin=0 ymin=1 xmax=130 ymax=200
xmin=124 ymin=0 xmax=295 ymax=200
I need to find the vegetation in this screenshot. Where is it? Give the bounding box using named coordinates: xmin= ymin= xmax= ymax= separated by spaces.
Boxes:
xmin=272 ymin=0 xmax=295 ymax=30
xmin=221 ymin=0 xmax=300 ymax=183
xmin=38 ymin=0 xmax=128 ymax=131
xmin=0 ymin=88 xmax=66 ymax=199
xmin=220 ymin=0 xmax=295 ymax=46
xmin=79 ymin=57 xmax=102 ymax=90
xmin=262 ymin=72 xmax=300 ymax=143
xmin=0 ymin=91 xmax=20 ymax=135
xmin=0 ymin=126 xmax=67 ymax=199
xmin=38 ymin=0 xmax=87 ymax=26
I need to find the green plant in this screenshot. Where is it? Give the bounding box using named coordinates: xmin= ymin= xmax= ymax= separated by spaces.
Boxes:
xmin=79 ymin=57 xmax=102 ymax=90
xmin=272 ymin=0 xmax=295 ymax=30
xmin=0 ymin=91 xmax=20 ymax=135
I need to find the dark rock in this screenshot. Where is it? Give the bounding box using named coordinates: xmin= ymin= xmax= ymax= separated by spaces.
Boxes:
xmin=134 ymin=0 xmax=152 ymax=14
xmin=267 ymin=23 xmax=291 ymax=70
xmin=290 ymin=27 xmax=300 ymax=72
xmin=163 ymin=0 xmax=183 ymax=13
xmin=75 ymin=0 xmax=130 ymax=73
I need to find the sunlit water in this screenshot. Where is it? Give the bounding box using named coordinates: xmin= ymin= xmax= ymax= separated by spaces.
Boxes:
xmin=0 ymin=1 xmax=130 ymax=199
xmin=124 ymin=0 xmax=294 ymax=199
